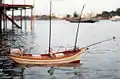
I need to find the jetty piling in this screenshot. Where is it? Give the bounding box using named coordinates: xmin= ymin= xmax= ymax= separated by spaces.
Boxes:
xmin=0 ymin=0 xmax=34 ymax=34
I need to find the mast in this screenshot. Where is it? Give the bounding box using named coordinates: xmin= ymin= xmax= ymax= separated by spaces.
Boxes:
xmin=49 ymin=0 xmax=52 ymax=53
xmin=74 ymin=4 xmax=85 ymax=49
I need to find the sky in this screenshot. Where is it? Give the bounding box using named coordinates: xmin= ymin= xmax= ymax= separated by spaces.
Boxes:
xmin=4 ymin=0 xmax=120 ymax=16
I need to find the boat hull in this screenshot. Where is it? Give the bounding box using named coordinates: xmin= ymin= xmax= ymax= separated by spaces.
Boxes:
xmin=9 ymin=53 xmax=80 ymax=65
xmin=8 ymin=48 xmax=86 ymax=65
xmin=65 ymin=19 xmax=98 ymax=23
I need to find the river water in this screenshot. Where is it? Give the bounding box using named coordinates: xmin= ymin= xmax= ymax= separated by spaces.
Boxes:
xmin=1 ymin=20 xmax=120 ymax=79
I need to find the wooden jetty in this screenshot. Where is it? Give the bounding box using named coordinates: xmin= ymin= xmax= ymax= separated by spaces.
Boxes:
xmin=0 ymin=0 xmax=34 ymax=33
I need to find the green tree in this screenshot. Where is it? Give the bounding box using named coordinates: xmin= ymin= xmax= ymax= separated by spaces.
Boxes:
xmin=116 ymin=8 xmax=120 ymax=16
xmin=101 ymin=11 xmax=111 ymax=17
xmin=73 ymin=11 xmax=78 ymax=18
xmin=110 ymin=11 xmax=116 ymax=16
xmin=66 ymin=14 xmax=71 ymax=18
xmin=95 ymin=14 xmax=102 ymax=17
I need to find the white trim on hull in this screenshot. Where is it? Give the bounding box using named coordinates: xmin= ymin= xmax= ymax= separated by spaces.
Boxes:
xmin=8 ymin=48 xmax=87 ymax=65
xmin=9 ymin=51 xmax=81 ymax=65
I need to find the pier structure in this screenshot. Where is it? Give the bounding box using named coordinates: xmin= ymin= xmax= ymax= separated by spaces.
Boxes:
xmin=0 ymin=0 xmax=34 ymax=33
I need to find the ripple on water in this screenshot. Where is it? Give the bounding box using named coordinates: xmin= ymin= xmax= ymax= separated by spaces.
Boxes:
xmin=1 ymin=20 xmax=120 ymax=79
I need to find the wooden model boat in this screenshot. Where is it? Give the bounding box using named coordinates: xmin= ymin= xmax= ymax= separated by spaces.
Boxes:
xmin=8 ymin=48 xmax=87 ymax=65
xmin=8 ymin=3 xmax=88 ymax=65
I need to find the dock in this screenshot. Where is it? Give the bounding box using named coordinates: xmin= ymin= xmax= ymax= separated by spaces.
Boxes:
xmin=0 ymin=1 xmax=34 ymax=78
xmin=0 ymin=0 xmax=34 ymax=33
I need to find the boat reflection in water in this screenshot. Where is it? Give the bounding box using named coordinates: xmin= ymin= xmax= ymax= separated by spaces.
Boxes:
xmin=13 ymin=63 xmax=82 ymax=79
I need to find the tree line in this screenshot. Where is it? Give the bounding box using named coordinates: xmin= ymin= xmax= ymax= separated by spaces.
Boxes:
xmin=66 ymin=8 xmax=120 ymax=19
xmin=95 ymin=8 xmax=120 ymax=18
xmin=66 ymin=11 xmax=80 ymax=18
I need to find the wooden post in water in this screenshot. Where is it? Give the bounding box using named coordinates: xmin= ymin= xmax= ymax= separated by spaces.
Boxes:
xmin=24 ymin=9 xmax=27 ymax=31
xmin=24 ymin=0 xmax=27 ymax=31
xmin=20 ymin=9 xmax=23 ymax=29
xmin=2 ymin=0 xmax=7 ymax=32
xmin=12 ymin=0 xmax=14 ymax=31
xmin=5 ymin=10 xmax=7 ymax=30
xmin=3 ymin=4 xmax=6 ymax=31
xmin=12 ymin=10 xmax=14 ymax=31
xmin=0 ymin=0 xmax=3 ymax=33
xmin=30 ymin=8 xmax=33 ymax=32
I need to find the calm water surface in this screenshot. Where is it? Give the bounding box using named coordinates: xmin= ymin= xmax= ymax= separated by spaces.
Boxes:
xmin=1 ymin=20 xmax=120 ymax=79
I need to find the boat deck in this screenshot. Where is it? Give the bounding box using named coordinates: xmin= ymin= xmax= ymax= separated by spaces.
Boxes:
xmin=22 ymin=50 xmax=79 ymax=59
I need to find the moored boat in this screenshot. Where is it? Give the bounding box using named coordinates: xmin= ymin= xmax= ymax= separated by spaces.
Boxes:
xmin=8 ymin=48 xmax=87 ymax=65
xmin=65 ymin=18 xmax=99 ymax=23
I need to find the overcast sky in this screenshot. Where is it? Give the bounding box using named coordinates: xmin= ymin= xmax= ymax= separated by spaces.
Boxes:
xmin=4 ymin=0 xmax=120 ymax=16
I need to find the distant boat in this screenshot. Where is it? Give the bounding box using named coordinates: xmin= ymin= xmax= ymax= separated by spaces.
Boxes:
xmin=65 ymin=18 xmax=99 ymax=23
